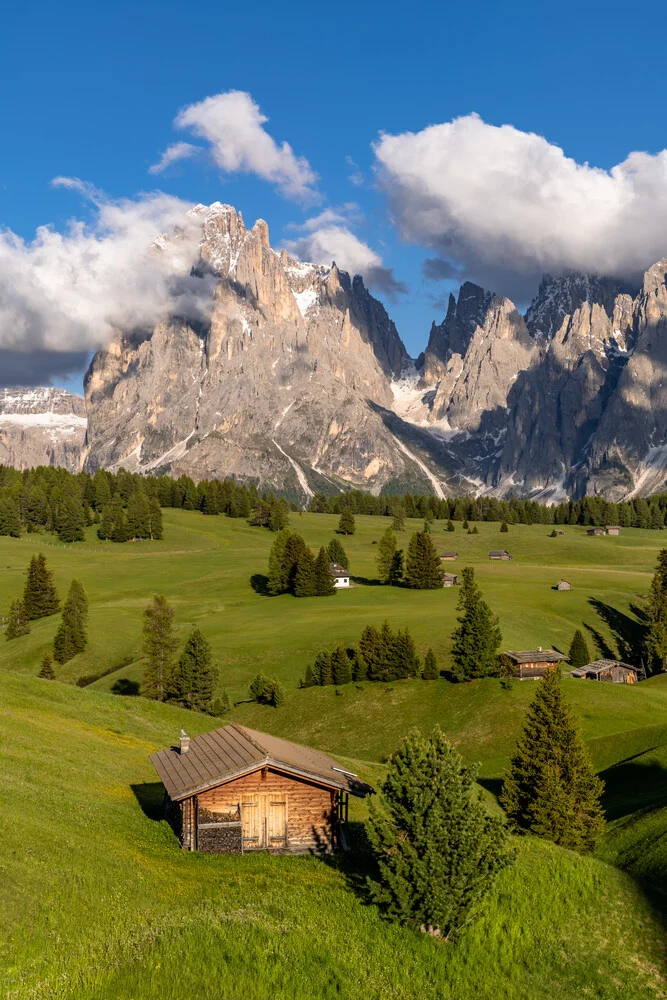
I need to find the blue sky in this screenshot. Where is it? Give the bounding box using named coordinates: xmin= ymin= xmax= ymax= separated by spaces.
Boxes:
xmin=2 ymin=0 xmax=666 ymax=392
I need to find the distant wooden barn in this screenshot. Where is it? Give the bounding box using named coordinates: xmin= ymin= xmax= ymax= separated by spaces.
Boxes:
xmin=505 ymin=648 xmax=567 ymax=680
xmin=443 ymin=572 xmax=459 ymax=587
xmin=571 ymin=659 xmax=644 ymax=683
xmin=150 ymin=724 xmax=373 ymax=855
xmin=605 ymin=526 xmax=621 ymax=536
xmin=587 ymin=527 xmax=606 ymax=536
xmin=440 ymin=552 xmax=459 ymax=561
xmin=489 ymin=550 xmax=512 ymax=560
xmin=556 ymin=579 xmax=572 ymax=590
xmin=553 ymin=529 xmax=565 ymax=536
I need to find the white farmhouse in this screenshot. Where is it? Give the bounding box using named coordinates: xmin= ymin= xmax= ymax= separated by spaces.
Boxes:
xmin=329 ymin=562 xmax=350 ymax=589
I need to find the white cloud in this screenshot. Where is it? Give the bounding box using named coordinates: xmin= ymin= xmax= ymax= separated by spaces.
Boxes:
xmin=374 ymin=113 xmax=667 ymax=295
xmin=149 ymin=141 xmax=199 ymax=175
xmin=163 ymin=90 xmax=319 ymax=203
xmin=0 ymin=182 xmax=213 ymax=362
xmin=284 ymin=212 xmax=406 ymax=298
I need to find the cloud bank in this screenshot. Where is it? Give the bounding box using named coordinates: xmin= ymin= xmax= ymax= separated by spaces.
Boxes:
xmin=375 ymin=113 xmax=667 ymax=296
xmin=152 ymin=90 xmax=319 ymax=204
xmin=284 ymin=208 xmax=406 ymax=298
xmin=0 ymin=182 xmax=213 ymax=383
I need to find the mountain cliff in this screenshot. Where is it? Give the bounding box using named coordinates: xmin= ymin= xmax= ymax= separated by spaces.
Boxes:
xmin=0 ymin=388 xmax=86 ymax=472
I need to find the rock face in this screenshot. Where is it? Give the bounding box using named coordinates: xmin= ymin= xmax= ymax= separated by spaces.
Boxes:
xmin=84 ymin=203 xmax=421 ymax=496
xmin=11 ymin=203 xmax=667 ymax=501
xmin=0 ymin=388 xmax=86 ymax=471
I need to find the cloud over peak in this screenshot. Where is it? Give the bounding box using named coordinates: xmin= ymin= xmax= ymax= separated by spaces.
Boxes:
xmin=375 ymin=113 xmax=667 ymax=296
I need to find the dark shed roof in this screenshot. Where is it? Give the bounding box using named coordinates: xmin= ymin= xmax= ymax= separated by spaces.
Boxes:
xmin=150 ymin=723 xmax=373 ymax=802
xmin=329 ymin=562 xmax=349 ymax=578
xmin=505 ymin=649 xmax=566 ymax=664
xmin=571 ymin=658 xmax=640 ymax=677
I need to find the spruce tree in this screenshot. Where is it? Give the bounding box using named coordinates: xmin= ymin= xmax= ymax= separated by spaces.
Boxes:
xmin=568 ymin=629 xmax=590 ymax=669
xmin=501 ymin=668 xmax=604 ymax=853
xmin=38 ymin=650 xmax=56 ymax=679
xmin=23 ymin=553 xmax=60 ymax=619
xmin=352 ymin=650 xmax=367 ymax=681
xmin=358 ymin=624 xmax=382 ymax=678
xmin=302 ymin=664 xmax=317 ymax=687
xmin=313 ymin=546 xmax=336 ymax=596
xmin=56 ymin=496 xmax=85 ymax=543
xmin=376 ymin=527 xmax=397 ymax=583
xmin=148 ymin=498 xmax=164 ymax=540
xmin=423 ymin=648 xmax=439 ymax=679
xmin=331 ymin=644 xmax=352 ymax=685
xmin=294 ymin=549 xmax=317 ymax=597
xmin=391 ymin=509 xmax=405 ymax=532
xmin=111 ymin=503 xmax=129 ymax=543
xmin=314 ymin=649 xmax=332 ymax=685
xmin=388 ymin=550 xmax=404 ymax=586
xmin=450 ymin=567 xmax=502 ymax=680
xmin=337 ymin=509 xmax=356 ymax=535
xmin=500 ymin=521 xmax=509 ymax=533
xmin=142 ymin=595 xmax=179 ymax=701
xmin=367 ymin=727 xmax=512 ymax=939
xmin=445 ymin=519 xmax=455 ymax=532
xmin=267 ymin=529 xmax=291 ymax=595
xmin=645 ymin=548 xmax=667 ymax=672
xmin=283 ymin=533 xmax=307 ymax=593
xmin=53 ymin=580 xmax=88 ymax=664
xmin=0 ymin=495 xmax=22 ymax=537
xmin=326 ymin=537 xmax=349 ymax=570
xmin=168 ymin=627 xmax=217 ymax=710
xmin=5 ymin=599 xmax=30 ymax=640
xmin=97 ymin=505 xmax=115 ymax=541
xmin=127 ymin=491 xmax=151 ymax=539
xmin=404 ymin=531 xmax=445 ymax=589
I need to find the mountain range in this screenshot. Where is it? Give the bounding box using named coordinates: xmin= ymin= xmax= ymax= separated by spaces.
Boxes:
xmin=5 ymin=201 xmax=667 ymax=502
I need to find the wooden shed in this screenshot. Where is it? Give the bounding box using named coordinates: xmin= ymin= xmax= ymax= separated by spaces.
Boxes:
xmin=605 ymin=525 xmax=621 ymax=536
xmin=587 ymin=527 xmax=606 ymax=536
xmin=504 ymin=648 xmax=567 ymax=680
xmin=570 ymin=659 xmax=643 ymax=683
xmin=443 ymin=572 xmax=459 ymax=587
xmin=440 ymin=552 xmax=459 ymax=561
xmin=556 ymin=579 xmax=572 ymax=590
xmin=489 ymin=549 xmax=512 ymax=560
xmin=150 ymin=724 xmax=373 ymax=855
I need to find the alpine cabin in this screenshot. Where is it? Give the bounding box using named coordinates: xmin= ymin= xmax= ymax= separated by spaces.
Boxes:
xmin=440 ymin=552 xmax=459 ymax=561
xmin=571 ymin=659 xmax=644 ymax=683
xmin=329 ymin=563 xmax=350 ymax=588
xmin=489 ymin=550 xmax=512 ymax=560
xmin=443 ymin=572 xmax=459 ymax=587
xmin=556 ymin=579 xmax=572 ymax=590
xmin=587 ymin=527 xmax=606 ymax=536
xmin=150 ymin=724 xmax=373 ymax=854
xmin=504 ymin=648 xmax=567 ymax=680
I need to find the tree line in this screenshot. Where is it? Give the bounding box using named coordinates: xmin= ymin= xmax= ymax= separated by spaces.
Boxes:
xmin=301 ymin=620 xmax=438 ymax=687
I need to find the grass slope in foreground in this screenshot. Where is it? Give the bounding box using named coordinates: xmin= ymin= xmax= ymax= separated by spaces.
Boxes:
xmin=1 ymin=672 xmax=666 ymax=1000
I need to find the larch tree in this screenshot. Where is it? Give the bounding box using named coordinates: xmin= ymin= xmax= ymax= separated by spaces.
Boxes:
xmin=450 ymin=567 xmax=502 ymax=681
xmin=337 ymin=509 xmax=356 ymax=535
xmin=568 ymin=629 xmax=591 ymax=669
xmin=501 ymin=668 xmax=605 ymax=853
xmin=23 ymin=553 xmax=60 ymax=619
xmin=142 ymin=595 xmax=179 ymax=701
xmin=376 ymin=527 xmax=397 ymax=583
xmin=367 ymin=727 xmax=513 ymax=940
xmin=404 ymin=531 xmax=445 ymax=589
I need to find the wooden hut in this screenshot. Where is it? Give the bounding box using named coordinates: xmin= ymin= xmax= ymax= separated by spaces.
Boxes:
xmin=605 ymin=525 xmax=621 ymax=536
xmin=442 ymin=572 xmax=459 ymax=587
xmin=440 ymin=552 xmax=459 ymax=561
xmin=504 ymin=648 xmax=567 ymax=680
xmin=570 ymin=659 xmax=643 ymax=683
xmin=489 ymin=549 xmax=512 ymax=560
xmin=150 ymin=724 xmax=373 ymax=855
xmin=556 ymin=579 xmax=572 ymax=590
xmin=587 ymin=527 xmax=606 ymax=536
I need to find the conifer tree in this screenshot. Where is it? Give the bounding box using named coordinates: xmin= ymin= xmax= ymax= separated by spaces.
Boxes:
xmin=313 ymin=546 xmax=336 ymax=596
xmin=376 ymin=526 xmax=397 ymax=583
xmin=302 ymin=664 xmax=317 ymax=687
xmin=388 ymin=550 xmax=404 ymax=586
xmin=148 ymin=498 xmax=163 ymax=540
xmin=450 ymin=567 xmax=502 ymax=680
xmin=142 ymin=595 xmax=179 ymax=701
xmin=422 ymin=648 xmax=439 ymax=679
xmin=568 ymin=629 xmax=590 ymax=669
xmin=445 ymin=519 xmax=455 ymax=532
xmin=501 ymin=668 xmax=604 ymax=853
xmin=500 ymin=521 xmax=509 ymax=533
xmin=53 ymin=579 xmax=88 ymax=663
xmin=314 ymin=649 xmax=332 ymax=685
xmin=97 ymin=505 xmax=115 ymax=541
xmin=326 ymin=537 xmax=349 ymax=570
xmin=294 ymin=549 xmax=317 ymax=597
xmin=127 ymin=491 xmax=151 ymax=539
xmin=23 ymin=553 xmax=60 ymax=619
xmin=267 ymin=529 xmax=291 ymax=595
xmin=38 ymin=650 xmax=56 ymax=679
xmin=0 ymin=495 xmax=22 ymax=537
xmin=367 ymin=727 xmax=512 ymax=939
xmin=268 ymin=497 xmax=290 ymax=532
xmin=331 ymin=644 xmax=352 ymax=685
xmin=645 ymin=548 xmax=667 ymax=672
xmin=462 ymin=519 xmax=469 ymax=530
xmin=391 ymin=508 xmax=405 ymax=532
xmin=404 ymin=531 xmax=445 ymax=589
xmin=5 ymin=599 xmax=30 ymax=640
xmin=168 ymin=627 xmax=217 ymax=710
xmin=56 ymin=496 xmax=85 ymax=543
xmin=337 ymin=509 xmax=356 ymax=535
xmin=249 ymin=674 xmax=284 ymax=706
xmin=358 ymin=624 xmax=382 ymax=677
xmin=111 ymin=502 xmax=129 ymax=543
xmin=352 ymin=650 xmax=367 ymax=681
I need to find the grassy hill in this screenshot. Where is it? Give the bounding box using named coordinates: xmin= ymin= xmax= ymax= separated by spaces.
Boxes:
xmin=2 ymin=511 xmax=667 ymax=997
xmin=2 ymin=672 xmax=666 ymax=1000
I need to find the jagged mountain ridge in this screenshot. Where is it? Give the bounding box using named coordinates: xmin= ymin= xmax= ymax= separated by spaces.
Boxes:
xmin=0 ymin=388 xmax=86 ymax=472
xmin=7 ymin=201 xmax=667 ymax=501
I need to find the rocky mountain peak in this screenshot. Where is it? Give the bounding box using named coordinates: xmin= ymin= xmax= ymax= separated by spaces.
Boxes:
xmin=524 ymin=271 xmax=634 ymax=342
xmin=422 ymin=280 xmax=494 ymax=385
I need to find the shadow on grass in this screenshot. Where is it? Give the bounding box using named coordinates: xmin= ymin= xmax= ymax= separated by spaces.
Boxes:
xmin=350 ymin=575 xmax=385 ymax=587
xmin=478 ymin=777 xmax=504 ymax=803
xmin=588 ymin=598 xmax=647 ymax=665
xmin=583 ymin=623 xmax=616 ymax=660
xmin=111 ymin=678 xmax=140 ymax=696
xmin=317 ymin=821 xmax=378 ymax=903
xmin=250 ymin=574 xmax=271 ymax=596
xmin=601 ymin=756 xmax=667 ymax=821
xmin=131 ymin=782 xmax=166 ymax=822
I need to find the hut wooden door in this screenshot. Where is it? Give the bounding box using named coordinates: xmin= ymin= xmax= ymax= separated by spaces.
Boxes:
xmin=241 ymin=794 xmax=287 ymax=849
xmin=267 ymin=798 xmax=287 ymax=848
xmin=241 ymin=795 xmax=261 ymax=848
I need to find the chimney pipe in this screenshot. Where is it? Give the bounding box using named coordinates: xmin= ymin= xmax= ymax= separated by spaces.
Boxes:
xmin=179 ymin=727 xmax=190 ymax=754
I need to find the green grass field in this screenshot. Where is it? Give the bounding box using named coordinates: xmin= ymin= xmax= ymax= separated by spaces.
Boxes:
xmin=2 ymin=512 xmax=667 ymax=998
